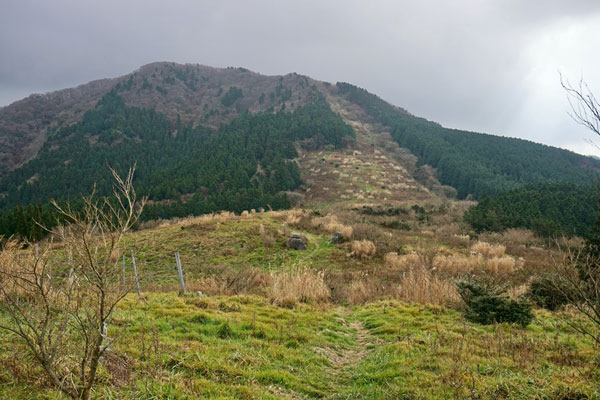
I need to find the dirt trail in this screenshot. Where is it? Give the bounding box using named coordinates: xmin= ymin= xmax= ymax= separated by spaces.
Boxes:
xmin=316 ymin=310 xmax=380 ymax=371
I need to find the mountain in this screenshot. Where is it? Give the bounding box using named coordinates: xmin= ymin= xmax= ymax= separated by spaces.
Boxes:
xmin=0 ymin=62 xmax=599 ymax=240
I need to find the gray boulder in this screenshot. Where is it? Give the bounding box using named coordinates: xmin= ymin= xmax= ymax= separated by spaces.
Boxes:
xmin=285 ymin=233 xmax=308 ymax=250
xmin=331 ymin=231 xmax=345 ymax=244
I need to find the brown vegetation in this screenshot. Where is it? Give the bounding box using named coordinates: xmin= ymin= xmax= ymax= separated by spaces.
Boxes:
xmin=471 ymin=241 xmax=506 ymax=258
xmin=349 ymin=240 xmax=376 ymax=259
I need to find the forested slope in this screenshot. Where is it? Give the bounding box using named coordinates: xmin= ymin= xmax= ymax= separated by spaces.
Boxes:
xmin=336 ymin=82 xmax=600 ymax=199
xmin=0 ymin=88 xmax=354 ymax=240
xmin=463 ymin=183 xmax=599 ymax=237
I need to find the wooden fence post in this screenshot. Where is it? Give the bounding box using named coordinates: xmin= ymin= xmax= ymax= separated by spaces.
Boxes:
xmin=122 ymin=255 xmax=127 ymax=292
xmin=175 ymin=251 xmax=185 ymax=296
xmin=131 ymin=250 xmax=141 ymax=297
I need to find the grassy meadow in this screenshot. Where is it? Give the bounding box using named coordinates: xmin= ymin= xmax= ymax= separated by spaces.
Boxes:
xmin=1 ymin=208 xmax=599 ymax=399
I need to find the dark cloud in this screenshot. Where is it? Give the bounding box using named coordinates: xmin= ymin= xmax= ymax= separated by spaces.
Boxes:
xmin=2 ymin=0 xmax=600 ymax=154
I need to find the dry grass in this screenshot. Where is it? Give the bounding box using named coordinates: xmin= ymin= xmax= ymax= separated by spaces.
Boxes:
xmin=324 ymin=223 xmax=353 ymax=240
xmin=397 ymin=266 xmax=459 ymax=306
xmin=349 ymin=240 xmax=376 ymax=259
xmin=384 ymin=252 xmax=420 ymax=271
xmin=346 ymin=279 xmax=372 ymax=305
xmin=486 ymin=256 xmax=517 ymax=275
xmin=260 ymin=233 xmax=276 ymax=247
xmin=471 ymin=241 xmax=506 ymax=258
xmin=194 ymin=268 xmax=271 ymax=296
xmin=285 ymin=213 xmax=303 ymax=226
xmin=432 ymin=254 xmax=484 ymax=275
xmin=268 ymin=267 xmax=330 ymax=307
xmin=311 ymin=214 xmax=353 ymax=239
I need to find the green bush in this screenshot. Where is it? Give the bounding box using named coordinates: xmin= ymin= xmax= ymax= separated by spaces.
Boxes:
xmin=527 ymin=275 xmax=572 ymax=311
xmin=457 ymin=280 xmax=533 ymax=327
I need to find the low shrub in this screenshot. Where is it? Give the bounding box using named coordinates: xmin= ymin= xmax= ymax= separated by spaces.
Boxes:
xmin=527 ymin=275 xmax=572 ymax=311
xmin=457 ymin=280 xmax=533 ymax=327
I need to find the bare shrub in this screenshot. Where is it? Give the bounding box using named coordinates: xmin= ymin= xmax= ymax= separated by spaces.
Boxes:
xmin=397 ymin=266 xmax=459 ymax=306
xmin=349 ymin=240 xmax=376 ymax=259
xmin=549 ymin=240 xmax=600 ymax=346
xmin=268 ymin=267 xmax=330 ymax=307
xmin=501 ymin=229 xmax=538 ymax=247
xmin=0 ymin=166 xmax=144 ymax=400
xmin=471 ymin=241 xmax=506 ymax=257
xmin=486 ymin=256 xmax=516 ymax=275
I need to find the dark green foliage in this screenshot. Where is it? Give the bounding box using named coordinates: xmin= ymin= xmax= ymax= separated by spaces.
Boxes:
xmin=464 ymin=183 xmax=599 ymax=237
xmin=0 ymin=90 xmax=354 ymax=239
xmin=221 ymin=87 xmax=243 ymax=107
xmin=0 ymin=203 xmax=58 ymax=241
xmin=527 ymin=275 xmax=572 ymax=311
xmin=457 ymin=280 xmax=533 ymax=327
xmin=336 ymin=82 xmax=600 ymax=200
xmin=379 ymin=220 xmax=411 ymax=230
xmin=358 ymin=205 xmax=408 ymax=216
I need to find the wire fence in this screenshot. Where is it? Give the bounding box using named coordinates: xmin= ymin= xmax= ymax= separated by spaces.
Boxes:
xmin=121 ymin=250 xmax=190 ymax=296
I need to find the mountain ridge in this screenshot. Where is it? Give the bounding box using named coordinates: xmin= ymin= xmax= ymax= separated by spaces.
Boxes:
xmin=1 ymin=62 xmax=599 ymax=241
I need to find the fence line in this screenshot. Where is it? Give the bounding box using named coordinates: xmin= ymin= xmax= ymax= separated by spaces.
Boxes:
xmin=121 ymin=250 xmax=190 ymax=298
xmin=175 ymin=251 xmax=185 ymax=295
xmin=131 ymin=250 xmax=141 ymax=297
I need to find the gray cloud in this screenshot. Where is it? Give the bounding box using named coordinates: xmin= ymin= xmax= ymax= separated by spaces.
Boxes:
xmin=2 ymin=0 xmax=600 ymax=155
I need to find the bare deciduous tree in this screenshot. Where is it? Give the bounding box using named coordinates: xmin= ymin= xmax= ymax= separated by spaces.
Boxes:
xmin=0 ymin=166 xmax=145 ymax=400
xmin=561 ymin=74 xmax=600 ymax=137
xmin=551 ymin=241 xmax=600 ymax=346
xmin=558 ymin=76 xmax=600 ymax=347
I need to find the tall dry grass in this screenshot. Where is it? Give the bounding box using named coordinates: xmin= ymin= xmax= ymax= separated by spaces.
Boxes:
xmin=349 ymin=240 xmax=376 ymax=259
xmin=311 ymin=214 xmax=353 ymax=239
xmin=486 ymin=256 xmax=517 ymax=275
xmin=471 ymin=241 xmax=506 ymax=258
xmin=432 ymin=254 xmax=484 ymax=275
xmin=398 ymin=266 xmax=459 ymax=306
xmin=384 ymin=252 xmax=421 ymax=271
xmin=268 ymin=267 xmax=330 ymax=307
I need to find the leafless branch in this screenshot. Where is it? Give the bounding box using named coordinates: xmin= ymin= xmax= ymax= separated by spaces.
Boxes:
xmin=0 ymin=165 xmax=144 ymax=400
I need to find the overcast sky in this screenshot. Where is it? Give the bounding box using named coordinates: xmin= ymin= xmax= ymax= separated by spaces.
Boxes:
xmin=2 ymin=0 xmax=600 ymax=155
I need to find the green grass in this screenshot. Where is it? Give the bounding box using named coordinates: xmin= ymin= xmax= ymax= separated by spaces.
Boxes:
xmin=118 ymin=214 xmax=362 ymax=288
xmin=2 ymin=213 xmax=599 ymax=399
xmin=1 ymin=294 xmax=598 ymax=399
